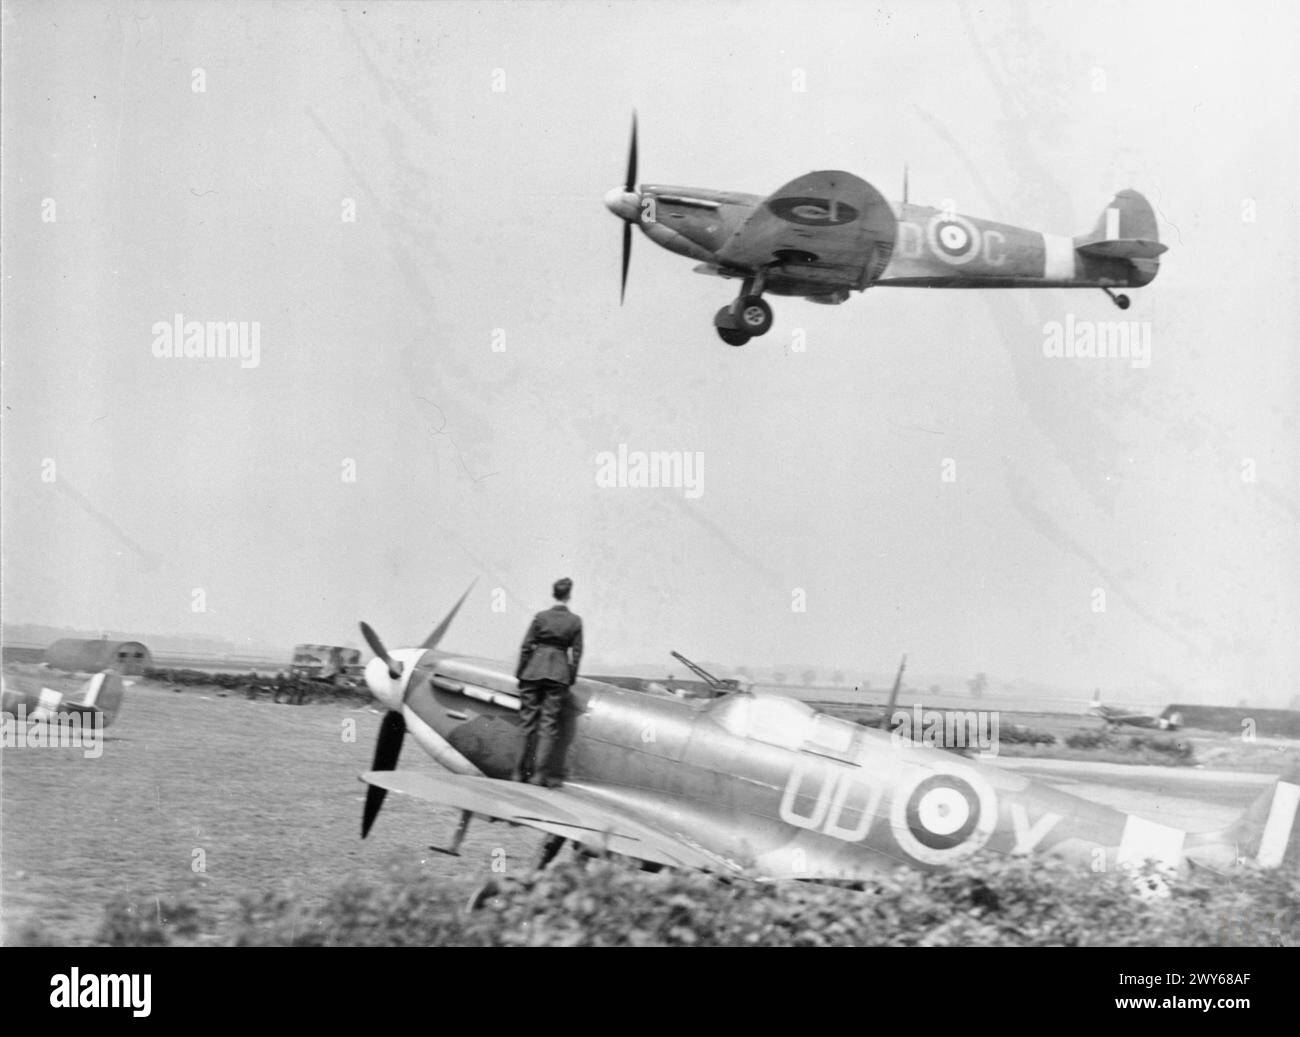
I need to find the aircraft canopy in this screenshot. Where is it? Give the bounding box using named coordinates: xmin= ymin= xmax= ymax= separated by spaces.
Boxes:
xmin=707 ymin=693 xmax=863 ymax=760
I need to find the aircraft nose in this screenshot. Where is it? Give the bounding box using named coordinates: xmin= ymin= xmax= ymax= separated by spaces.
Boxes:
xmin=364 ymin=656 xmax=402 ymax=711
xmin=603 ymin=187 xmax=640 ymax=222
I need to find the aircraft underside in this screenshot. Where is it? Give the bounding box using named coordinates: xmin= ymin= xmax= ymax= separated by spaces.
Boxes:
xmin=702 ymin=265 xmax=1145 ymax=346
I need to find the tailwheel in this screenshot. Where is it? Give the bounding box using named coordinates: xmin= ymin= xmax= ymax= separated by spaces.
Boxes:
xmin=717 ymin=327 xmax=751 ymax=347
xmin=464 ymin=879 xmax=499 ymax=913
xmin=1103 ymin=288 xmax=1131 ymax=310
xmin=737 ymin=295 xmax=773 ymax=335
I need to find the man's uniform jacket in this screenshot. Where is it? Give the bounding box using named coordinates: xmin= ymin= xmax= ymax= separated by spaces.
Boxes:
xmin=516 ymin=604 xmax=583 ymax=685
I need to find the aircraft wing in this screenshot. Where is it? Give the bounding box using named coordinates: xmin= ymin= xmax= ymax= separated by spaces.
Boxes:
xmin=714 ymin=170 xmax=897 ymax=287
xmin=1098 ymin=708 xmax=1152 ymax=723
xmin=361 ymin=770 xmax=735 ymax=873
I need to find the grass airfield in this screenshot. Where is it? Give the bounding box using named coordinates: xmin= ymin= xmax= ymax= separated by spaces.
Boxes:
xmin=1 ymin=679 xmax=537 ymax=944
xmin=1 ymin=673 xmax=1294 ymax=945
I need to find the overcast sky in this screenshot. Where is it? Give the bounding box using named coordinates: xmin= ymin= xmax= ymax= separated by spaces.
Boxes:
xmin=2 ymin=0 xmax=1296 ymax=702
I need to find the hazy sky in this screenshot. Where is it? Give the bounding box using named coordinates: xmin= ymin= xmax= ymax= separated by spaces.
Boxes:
xmin=2 ymin=0 xmax=1296 ymax=702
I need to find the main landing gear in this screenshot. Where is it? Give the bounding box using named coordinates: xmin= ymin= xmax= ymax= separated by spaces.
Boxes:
xmin=714 ymin=273 xmax=774 ymax=346
xmin=1102 ymin=287 xmax=1131 ymax=310
xmin=462 ymin=831 xmax=572 ymax=913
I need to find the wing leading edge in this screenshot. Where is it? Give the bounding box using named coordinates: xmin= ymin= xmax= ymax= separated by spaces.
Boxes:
xmin=715 ymin=170 xmax=898 ymax=289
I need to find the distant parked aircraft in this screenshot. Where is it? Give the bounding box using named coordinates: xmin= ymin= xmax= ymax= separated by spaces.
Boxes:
xmin=1090 ymin=690 xmax=1181 ymax=731
xmin=1 ymin=666 xmax=126 ymax=727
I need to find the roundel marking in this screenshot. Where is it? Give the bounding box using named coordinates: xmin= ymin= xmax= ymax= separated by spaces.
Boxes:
xmin=890 ymin=761 xmax=998 ymax=865
xmin=769 ymin=196 xmax=861 ymax=227
xmin=913 ymin=783 xmax=972 ymax=839
xmin=939 ymin=223 xmax=969 ymax=251
xmin=926 ymin=213 xmax=981 ymax=265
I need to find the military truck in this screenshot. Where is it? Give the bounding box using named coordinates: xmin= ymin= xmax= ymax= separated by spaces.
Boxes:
xmin=289 ymin=644 xmax=364 ymax=688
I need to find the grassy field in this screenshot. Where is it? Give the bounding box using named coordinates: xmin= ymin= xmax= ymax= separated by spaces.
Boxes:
xmin=3 ymin=675 xmax=1295 ymax=945
xmin=1 ymin=680 xmax=537 ymax=945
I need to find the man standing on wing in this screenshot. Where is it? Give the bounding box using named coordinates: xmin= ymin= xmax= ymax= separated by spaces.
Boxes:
xmin=512 ymin=577 xmax=583 ymax=787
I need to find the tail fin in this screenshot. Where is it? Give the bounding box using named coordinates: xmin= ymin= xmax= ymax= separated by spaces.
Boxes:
xmin=1076 ymin=189 xmax=1168 ymax=260
xmin=1202 ymin=765 xmax=1300 ymax=869
xmin=80 ymin=670 xmax=125 ymax=727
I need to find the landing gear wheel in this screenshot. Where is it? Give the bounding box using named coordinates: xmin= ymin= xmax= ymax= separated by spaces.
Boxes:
xmin=465 ymin=879 xmax=499 ymax=913
xmin=737 ymin=295 xmax=773 ymax=335
xmin=713 ymin=304 xmax=751 ymax=345
xmin=1103 ymin=288 xmax=1131 ymax=310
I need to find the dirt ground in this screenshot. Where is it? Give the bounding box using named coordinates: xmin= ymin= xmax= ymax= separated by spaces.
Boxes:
xmin=1 ymin=680 xmax=537 ymax=945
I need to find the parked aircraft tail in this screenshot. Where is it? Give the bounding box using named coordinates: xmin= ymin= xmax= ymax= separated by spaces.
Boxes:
xmin=80 ymin=670 xmax=125 ymax=727
xmin=1075 ymin=189 xmax=1168 ymax=261
xmin=1187 ymin=765 xmax=1300 ymax=871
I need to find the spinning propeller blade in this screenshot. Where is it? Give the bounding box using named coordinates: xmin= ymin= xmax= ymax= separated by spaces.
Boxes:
xmin=621 ymin=224 xmax=632 ymax=304
xmin=620 ymin=111 xmax=637 ymax=304
xmin=624 ymin=111 xmax=638 ymax=194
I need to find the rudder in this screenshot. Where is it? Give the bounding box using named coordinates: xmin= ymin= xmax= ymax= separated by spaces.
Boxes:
xmin=1076 ymin=189 xmax=1168 ymax=260
xmin=1218 ymin=765 xmax=1300 ymax=869
xmin=82 ymin=669 xmax=125 ymax=727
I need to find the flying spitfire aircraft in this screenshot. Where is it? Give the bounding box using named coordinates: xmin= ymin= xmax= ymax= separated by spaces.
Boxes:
xmin=356 ymin=587 xmax=1299 ymax=882
xmin=603 ymin=116 xmax=1167 ymax=345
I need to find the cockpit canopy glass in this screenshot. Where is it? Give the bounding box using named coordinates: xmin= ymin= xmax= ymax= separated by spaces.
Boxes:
xmin=707 ymin=693 xmax=815 ymax=748
xmin=707 ymin=693 xmax=863 ymax=760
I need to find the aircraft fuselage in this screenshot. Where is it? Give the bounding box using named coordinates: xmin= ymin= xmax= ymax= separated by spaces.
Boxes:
xmin=631 ymin=184 xmax=1156 ymax=300
xmin=387 ymin=650 xmax=1218 ymax=881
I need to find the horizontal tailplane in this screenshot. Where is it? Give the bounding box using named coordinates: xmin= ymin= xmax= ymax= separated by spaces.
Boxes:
xmin=1075 ymin=189 xmax=1168 ymax=263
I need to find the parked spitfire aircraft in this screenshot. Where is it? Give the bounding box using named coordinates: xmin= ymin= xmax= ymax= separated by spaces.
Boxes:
xmin=1090 ymin=690 xmax=1182 ymax=732
xmin=603 ymin=115 xmax=1168 ymax=345
xmin=0 ymin=666 xmax=126 ymax=727
xmin=356 ymin=587 xmax=1299 ymax=882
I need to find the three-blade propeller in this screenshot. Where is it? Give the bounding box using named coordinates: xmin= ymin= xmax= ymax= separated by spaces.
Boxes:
xmin=620 ymin=112 xmax=637 ymax=304
xmin=358 ymin=581 xmax=476 ymax=838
